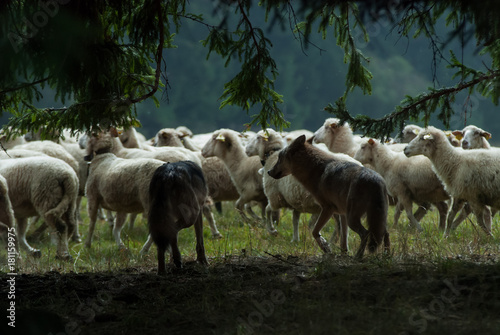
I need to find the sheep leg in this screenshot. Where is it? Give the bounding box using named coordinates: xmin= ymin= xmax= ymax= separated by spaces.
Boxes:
xmin=29 ymin=219 xmax=47 ymax=241
xmin=76 ymin=195 xmax=83 ymax=225
xmin=449 ymin=202 xmax=471 ymax=232
xmin=245 ymin=204 xmax=262 ymax=221
xmin=470 ymin=204 xmax=492 ymax=235
xmin=445 ymin=199 xmax=466 ymax=234
xmin=202 ymin=204 xmax=222 ymax=238
xmin=291 ymin=210 xmax=300 ymax=242
xmin=264 ymin=204 xmax=278 ymax=236
xmin=235 ymin=198 xmax=251 ymax=222
xmin=50 ymin=216 xmax=72 ymax=260
xmin=85 ymin=200 xmax=100 ymax=248
xmin=402 ymin=198 xmax=423 ymax=231
xmin=106 ymin=210 xmax=115 ymax=227
xmin=63 ymin=206 xmax=81 ymax=243
xmin=413 ymin=204 xmax=429 ymax=222
xmin=140 ymin=234 xmax=153 ymax=255
xmin=433 ymin=201 xmax=449 ymax=231
xmin=113 ymin=212 xmax=128 ymax=248
xmin=311 ymin=207 xmax=335 ymax=253
xmin=215 ymin=202 xmax=223 ymax=214
xmin=392 ymin=201 xmax=403 ymax=226
xmin=16 ymin=217 xmax=41 ymax=257
xmin=194 ymin=212 xmax=209 ymax=266
xmin=128 ymin=213 xmax=138 ymax=229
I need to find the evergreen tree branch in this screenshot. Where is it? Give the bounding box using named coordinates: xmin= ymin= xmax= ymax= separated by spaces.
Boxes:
xmin=327 ymin=70 xmax=500 ymax=140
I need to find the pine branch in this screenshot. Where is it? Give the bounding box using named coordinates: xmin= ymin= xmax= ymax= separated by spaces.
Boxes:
xmin=0 ymin=77 xmax=50 ymax=95
xmin=327 ymin=70 xmax=500 ymax=140
xmin=129 ymin=0 xmax=165 ymax=104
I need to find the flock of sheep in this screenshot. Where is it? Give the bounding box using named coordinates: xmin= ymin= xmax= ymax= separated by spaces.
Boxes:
xmin=0 ymin=118 xmax=497 ymax=267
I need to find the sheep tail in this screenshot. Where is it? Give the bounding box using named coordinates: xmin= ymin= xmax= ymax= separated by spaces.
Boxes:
xmin=45 ymin=177 xmax=78 ymax=219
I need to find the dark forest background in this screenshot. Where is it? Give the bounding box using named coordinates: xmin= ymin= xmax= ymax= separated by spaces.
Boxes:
xmin=2 ymin=3 xmax=498 ymax=141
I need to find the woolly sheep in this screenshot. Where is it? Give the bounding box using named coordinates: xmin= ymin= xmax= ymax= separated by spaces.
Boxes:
xmin=355 ymin=138 xmax=450 ymax=231
xmin=0 ymin=128 xmax=26 ymax=149
xmin=0 ymin=175 xmax=15 ymax=243
xmin=313 ymin=118 xmax=362 ymax=157
xmin=152 ymin=127 xmax=238 ymax=233
xmin=0 ymin=156 xmax=79 ymax=259
xmin=108 ymin=129 xmax=203 ymax=167
xmin=119 ymin=127 xmax=154 ymax=151
xmin=85 ymin=131 xmax=221 ymax=248
xmin=153 ymin=128 xmax=186 ymax=148
xmin=13 ymin=141 xmax=80 ymax=183
xmin=401 ymin=124 xmax=461 ymax=147
xmin=244 ymin=128 xmax=286 ymax=160
xmin=84 ymin=132 xmax=166 ymax=249
xmin=282 ymin=129 xmax=314 ymax=145
xmin=201 ymin=129 xmax=269 ymax=223
xmin=404 ymin=126 xmax=500 ymax=235
xmin=453 ymin=125 xmax=492 ymax=150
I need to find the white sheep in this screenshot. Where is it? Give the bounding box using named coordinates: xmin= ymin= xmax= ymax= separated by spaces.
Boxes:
xmin=0 ymin=175 xmax=15 ymax=244
xmin=108 ymin=129 xmax=203 ymax=167
xmin=404 ymin=126 xmax=500 ymax=235
xmin=354 ymin=138 xmax=450 ymax=231
xmin=153 ymin=128 xmax=186 ymax=148
xmin=13 ymin=141 xmax=80 ymax=179
xmin=401 ymin=124 xmax=461 ymax=147
xmin=201 ymin=129 xmax=269 ymax=224
xmin=85 ymin=131 xmax=221 ymax=249
xmin=0 ymin=156 xmax=79 ymax=259
xmin=453 ymin=125 xmax=492 ymax=150
xmin=0 ymin=128 xmax=26 ymax=149
xmin=118 ymin=127 xmax=154 ymax=151
xmin=313 ymin=118 xmax=362 ymax=157
xmin=282 ymin=129 xmax=314 ymax=146
xmin=152 ymin=127 xmax=237 ymax=236
xmin=84 ymin=131 xmax=166 ymax=249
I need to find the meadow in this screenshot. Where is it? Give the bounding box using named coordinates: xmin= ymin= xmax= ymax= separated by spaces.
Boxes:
xmin=1 ymin=201 xmax=500 ymax=335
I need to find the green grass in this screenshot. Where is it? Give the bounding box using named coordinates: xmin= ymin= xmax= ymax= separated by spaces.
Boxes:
xmin=1 ymin=200 xmax=500 ymax=273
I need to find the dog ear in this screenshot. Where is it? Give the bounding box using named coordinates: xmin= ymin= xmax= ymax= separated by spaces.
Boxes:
xmin=291 ymin=134 xmax=306 ymax=148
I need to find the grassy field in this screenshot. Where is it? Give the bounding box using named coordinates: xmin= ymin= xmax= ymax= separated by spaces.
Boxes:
xmin=1 ymin=201 xmax=500 ymax=335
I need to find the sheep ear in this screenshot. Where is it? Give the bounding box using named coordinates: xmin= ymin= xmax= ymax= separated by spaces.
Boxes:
xmin=368 ymin=138 xmax=376 ymax=145
xmin=482 ymin=131 xmax=492 ymax=140
xmin=412 ymin=128 xmax=420 ymax=135
xmin=215 ymin=134 xmax=226 ymax=142
xmin=451 ymin=130 xmax=463 ymax=141
xmin=423 ymin=133 xmax=433 ymax=140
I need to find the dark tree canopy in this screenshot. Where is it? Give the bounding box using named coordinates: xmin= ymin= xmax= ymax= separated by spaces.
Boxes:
xmin=1 ymin=0 xmax=500 ymax=140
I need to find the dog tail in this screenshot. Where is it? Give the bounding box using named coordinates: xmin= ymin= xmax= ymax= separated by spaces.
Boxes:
xmin=366 ymin=186 xmax=389 ymax=254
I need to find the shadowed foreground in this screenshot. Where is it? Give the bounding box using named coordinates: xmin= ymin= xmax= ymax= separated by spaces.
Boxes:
xmin=2 ymin=255 xmax=500 ymax=335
